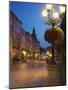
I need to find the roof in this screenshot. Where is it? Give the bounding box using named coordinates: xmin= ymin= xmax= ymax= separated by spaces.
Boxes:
xmin=10 ymin=10 xmax=22 ymax=24
xmin=21 ymin=28 xmax=31 ymax=36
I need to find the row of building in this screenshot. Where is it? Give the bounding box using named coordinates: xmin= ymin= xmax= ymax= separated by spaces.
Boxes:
xmin=9 ymin=11 xmax=63 ymax=64
xmin=10 ymin=11 xmax=40 ymax=63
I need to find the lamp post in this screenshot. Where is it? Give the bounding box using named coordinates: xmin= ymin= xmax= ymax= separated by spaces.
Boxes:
xmin=42 ymin=4 xmax=65 ymax=64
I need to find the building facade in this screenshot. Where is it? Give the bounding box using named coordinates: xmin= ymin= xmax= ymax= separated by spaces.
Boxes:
xmin=20 ymin=28 xmax=26 ymax=50
xmin=25 ymin=32 xmax=32 ymax=52
xmin=32 ymin=27 xmax=40 ymax=53
xmin=10 ymin=11 xmax=22 ymax=63
xmin=10 ymin=11 xmax=40 ymax=63
xmin=31 ymin=27 xmax=40 ymax=59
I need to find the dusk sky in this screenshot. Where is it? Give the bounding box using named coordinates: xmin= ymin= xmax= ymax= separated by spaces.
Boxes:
xmin=9 ymin=1 xmax=60 ymax=48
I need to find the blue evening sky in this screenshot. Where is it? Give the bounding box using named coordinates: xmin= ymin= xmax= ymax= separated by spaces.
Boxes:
xmin=9 ymin=1 xmax=60 ymax=48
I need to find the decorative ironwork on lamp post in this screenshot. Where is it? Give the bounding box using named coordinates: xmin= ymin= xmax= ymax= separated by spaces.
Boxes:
xmin=42 ymin=4 xmax=66 ymax=64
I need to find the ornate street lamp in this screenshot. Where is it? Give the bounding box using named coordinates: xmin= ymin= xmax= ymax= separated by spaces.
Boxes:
xmin=42 ymin=4 xmax=65 ymax=64
xmin=59 ymin=5 xmax=66 ymax=19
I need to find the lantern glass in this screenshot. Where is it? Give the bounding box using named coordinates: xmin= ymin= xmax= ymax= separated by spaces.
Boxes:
xmin=52 ymin=11 xmax=59 ymax=18
xmin=42 ymin=9 xmax=48 ymax=18
xmin=59 ymin=5 xmax=65 ymax=14
xmin=46 ymin=4 xmax=53 ymax=11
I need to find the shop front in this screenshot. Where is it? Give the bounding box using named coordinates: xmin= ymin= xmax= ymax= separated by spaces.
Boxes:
xmin=10 ymin=31 xmax=21 ymax=64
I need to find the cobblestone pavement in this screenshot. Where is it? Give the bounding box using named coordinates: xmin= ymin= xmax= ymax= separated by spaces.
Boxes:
xmin=9 ymin=60 xmax=62 ymax=89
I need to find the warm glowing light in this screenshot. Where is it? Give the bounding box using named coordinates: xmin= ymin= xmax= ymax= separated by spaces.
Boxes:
xmin=35 ymin=53 xmax=38 ymax=57
xmin=53 ymin=11 xmax=59 ymax=18
xmin=42 ymin=56 xmax=46 ymax=59
xmin=59 ymin=6 xmax=65 ymax=13
xmin=42 ymin=9 xmax=48 ymax=17
xmin=49 ymin=54 xmax=52 ymax=57
xmin=46 ymin=4 xmax=53 ymax=11
xmin=46 ymin=51 xmax=52 ymax=57
xmin=22 ymin=50 xmax=27 ymax=56
xmin=46 ymin=51 xmax=50 ymax=55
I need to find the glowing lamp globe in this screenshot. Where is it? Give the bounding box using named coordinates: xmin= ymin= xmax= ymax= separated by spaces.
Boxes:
xmin=59 ymin=5 xmax=65 ymax=14
xmin=53 ymin=11 xmax=59 ymax=18
xmin=46 ymin=4 xmax=53 ymax=11
xmin=42 ymin=9 xmax=48 ymax=18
